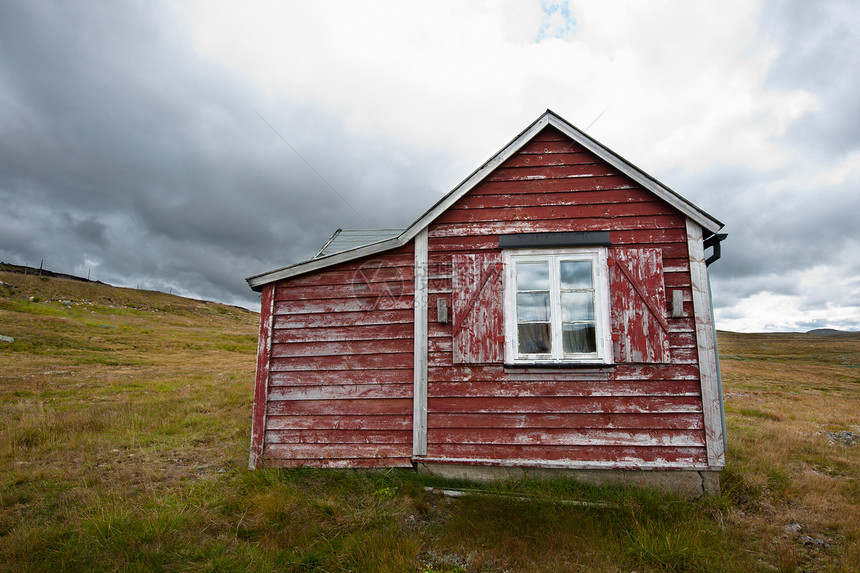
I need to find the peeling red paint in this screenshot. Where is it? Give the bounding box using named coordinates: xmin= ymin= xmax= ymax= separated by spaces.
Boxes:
xmin=452 ymin=254 xmax=504 ymax=364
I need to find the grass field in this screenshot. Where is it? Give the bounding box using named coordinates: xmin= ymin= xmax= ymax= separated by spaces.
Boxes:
xmin=1 ymin=271 xmax=858 ymax=572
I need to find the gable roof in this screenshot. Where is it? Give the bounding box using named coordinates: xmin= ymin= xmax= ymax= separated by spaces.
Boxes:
xmin=247 ymin=109 xmax=724 ymax=291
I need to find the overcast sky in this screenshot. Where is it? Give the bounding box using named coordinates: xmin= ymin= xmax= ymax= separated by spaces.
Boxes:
xmin=1 ymin=1 xmax=858 ymax=332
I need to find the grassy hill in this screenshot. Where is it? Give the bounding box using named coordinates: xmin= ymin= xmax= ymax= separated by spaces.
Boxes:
xmin=1 ymin=272 xmax=858 ymax=572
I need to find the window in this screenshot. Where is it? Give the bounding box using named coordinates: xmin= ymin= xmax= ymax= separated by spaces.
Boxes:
xmin=503 ymin=248 xmax=611 ymax=364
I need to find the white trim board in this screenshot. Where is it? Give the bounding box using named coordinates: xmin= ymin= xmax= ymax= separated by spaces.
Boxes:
xmin=412 ymin=228 xmax=429 ymax=456
xmin=687 ymin=219 xmax=726 ymax=468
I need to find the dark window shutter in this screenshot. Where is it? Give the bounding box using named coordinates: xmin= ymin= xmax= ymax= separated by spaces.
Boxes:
xmin=608 ymin=247 xmax=671 ymax=363
xmin=452 ymin=253 xmax=504 ymax=364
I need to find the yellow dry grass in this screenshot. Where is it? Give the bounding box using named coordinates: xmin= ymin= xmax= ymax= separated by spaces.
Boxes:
xmin=719 ymin=331 xmax=860 ymax=571
xmin=1 ymin=270 xmax=859 ymax=571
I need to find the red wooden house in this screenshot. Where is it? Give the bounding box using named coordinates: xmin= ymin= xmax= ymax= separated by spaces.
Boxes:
xmin=246 ymin=110 xmax=727 ymax=496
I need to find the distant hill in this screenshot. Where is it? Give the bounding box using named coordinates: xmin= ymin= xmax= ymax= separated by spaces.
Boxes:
xmin=0 ymin=261 xmax=104 ymax=284
xmin=0 ymin=266 xmax=254 ymax=317
xmin=0 ymin=261 xmax=251 ymax=315
xmin=806 ymin=328 xmax=860 ymax=337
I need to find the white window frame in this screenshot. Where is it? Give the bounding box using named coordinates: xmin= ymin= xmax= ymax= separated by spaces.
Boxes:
xmin=503 ymin=247 xmax=612 ymax=365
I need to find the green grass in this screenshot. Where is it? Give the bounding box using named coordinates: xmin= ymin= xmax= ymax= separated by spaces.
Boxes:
xmin=1 ymin=271 xmax=859 ymax=571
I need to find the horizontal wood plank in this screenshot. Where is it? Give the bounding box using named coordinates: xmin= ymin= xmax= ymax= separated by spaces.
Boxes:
xmin=424 ymin=443 xmax=707 ymax=464
xmin=529 ymin=128 xmax=572 ymax=142
xmin=666 ymin=318 xmax=697 ymax=334
xmin=611 ymin=228 xmax=688 ymax=244
xmin=275 ymin=281 xmax=413 ymax=302
xmin=269 ymin=383 xmax=413 ymax=401
xmin=272 ymin=323 xmax=413 ymax=343
xmin=427 ymin=380 xmax=700 ymax=398
xmin=455 ymin=191 xmax=666 ymax=210
xmin=668 ymin=331 xmax=697 ymax=348
xmin=664 ymin=272 xmax=692 ymax=288
xmin=273 ymin=309 xmax=413 ymax=329
xmin=270 ymin=353 xmax=413 ymax=371
xmin=427 ymin=428 xmax=705 ymax=447
xmin=430 ymin=221 xmax=687 ymax=239
xmin=500 ymin=151 xmax=600 ymax=168
xmin=268 ymin=398 xmax=412 ymax=416
xmin=265 ymin=429 xmax=411 ymax=444
xmin=468 ymin=175 xmax=637 ymax=195
xmin=485 ymin=164 xmax=620 ymax=182
xmin=423 ymin=363 xmax=700 ymax=383
xmin=428 ymin=412 xmax=704 ymax=430
xmin=612 ymin=363 xmax=699 ymax=380
xmin=264 ymin=456 xmax=413 ymax=468
xmin=274 ymin=296 xmax=412 ymax=315
xmin=426 ymin=236 xmax=687 ymax=257
xmin=267 ymin=414 xmax=412 ymax=431
xmin=438 ymin=205 xmax=684 ymax=226
xmin=663 ymin=259 xmax=690 ymax=273
xmin=269 ymin=369 xmax=411 ymax=386
xmin=270 ymin=338 xmax=413 ymax=358
xmin=670 ymin=347 xmax=699 ymax=364
xmin=428 ymin=396 xmax=702 ymax=414
xmin=264 ymin=443 xmax=411 ymax=460
xmin=271 ymin=251 xmax=414 ymax=288
xmin=517 ymin=138 xmax=589 ymax=155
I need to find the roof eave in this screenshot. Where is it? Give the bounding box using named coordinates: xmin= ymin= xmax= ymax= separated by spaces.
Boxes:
xmin=246 ymin=236 xmax=404 ymax=291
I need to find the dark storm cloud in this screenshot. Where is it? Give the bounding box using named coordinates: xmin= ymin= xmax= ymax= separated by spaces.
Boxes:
xmin=760 ymin=0 xmax=860 ymax=155
xmin=674 ymin=157 xmax=860 ymax=316
xmin=0 ymin=2 xmax=452 ymax=308
xmin=65 ymin=214 xmax=109 ymax=246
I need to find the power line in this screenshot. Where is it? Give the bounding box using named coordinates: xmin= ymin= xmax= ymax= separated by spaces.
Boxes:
xmin=584 ymin=105 xmax=611 ymax=132
xmin=255 ymin=111 xmax=372 ymax=228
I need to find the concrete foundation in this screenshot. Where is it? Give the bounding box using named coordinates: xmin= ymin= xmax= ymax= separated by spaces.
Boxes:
xmin=416 ymin=462 xmax=720 ymax=499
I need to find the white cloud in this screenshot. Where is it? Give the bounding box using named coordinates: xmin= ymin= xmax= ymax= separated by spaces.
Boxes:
xmin=717 ymin=291 xmax=860 ymax=333
xmin=182 ymin=1 xmax=817 ymax=175
xmin=716 ymin=254 xmax=860 ymax=332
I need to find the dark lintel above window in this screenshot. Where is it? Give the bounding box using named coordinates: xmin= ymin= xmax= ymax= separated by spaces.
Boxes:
xmin=499 ymin=231 xmax=611 ymax=250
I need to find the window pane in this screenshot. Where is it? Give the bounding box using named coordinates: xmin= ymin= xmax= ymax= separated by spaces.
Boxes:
xmin=517 ymin=292 xmax=550 ymax=322
xmin=563 ymin=323 xmax=596 ymax=353
xmin=518 ymin=323 xmax=551 ymax=354
xmin=561 ymin=291 xmax=594 ymax=321
xmin=560 ymin=260 xmax=592 ymax=289
xmin=516 ymin=262 xmax=549 ymax=291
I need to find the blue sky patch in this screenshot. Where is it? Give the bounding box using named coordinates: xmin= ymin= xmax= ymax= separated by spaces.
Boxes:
xmin=536 ymin=0 xmax=577 ymax=42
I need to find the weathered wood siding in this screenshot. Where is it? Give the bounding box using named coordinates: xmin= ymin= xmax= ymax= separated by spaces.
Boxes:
xmin=452 ymin=254 xmax=504 ymax=363
xmin=609 ymin=247 xmax=671 ymax=363
xmin=249 ymin=283 xmax=275 ymax=469
xmin=261 ymin=244 xmax=415 ymax=468
xmin=422 ymin=126 xmax=708 ymax=469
